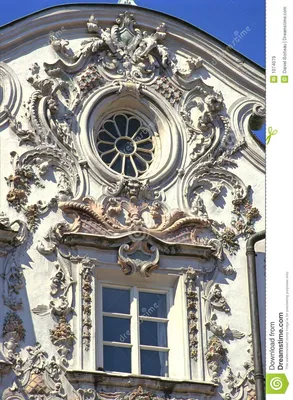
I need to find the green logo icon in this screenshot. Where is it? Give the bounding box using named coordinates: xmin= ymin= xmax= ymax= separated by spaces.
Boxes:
xmin=266 ymin=373 xmax=289 ymax=394
xmin=270 ymin=75 xmax=278 ymax=83
xmin=281 ymin=75 xmax=289 ymax=83
xmin=266 ymin=127 xmax=278 ymax=145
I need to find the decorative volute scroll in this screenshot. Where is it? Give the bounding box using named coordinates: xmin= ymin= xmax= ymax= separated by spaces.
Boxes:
xmin=118 ymin=240 xmax=160 ymax=276
xmin=0 ymin=62 xmax=22 ymax=127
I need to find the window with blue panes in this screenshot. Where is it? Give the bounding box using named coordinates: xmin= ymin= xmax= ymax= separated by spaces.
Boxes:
xmin=101 ymin=285 xmax=169 ymax=377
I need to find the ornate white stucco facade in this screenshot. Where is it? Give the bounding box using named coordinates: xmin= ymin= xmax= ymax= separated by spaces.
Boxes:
xmin=0 ymin=4 xmax=265 ymax=400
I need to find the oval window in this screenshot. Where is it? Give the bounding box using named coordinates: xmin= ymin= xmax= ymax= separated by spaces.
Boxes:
xmin=96 ymin=113 xmax=155 ymax=177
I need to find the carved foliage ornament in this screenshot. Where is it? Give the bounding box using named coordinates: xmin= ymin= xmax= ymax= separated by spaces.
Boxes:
xmin=4 ymin=12 xmax=259 ymax=241
xmin=49 ymin=11 xmax=200 ymax=81
xmin=0 ymin=213 xmax=28 ymax=373
xmin=2 ymin=343 xmax=66 ymax=400
xmin=203 ymin=281 xmax=245 ymax=341
xmin=76 ymin=386 xmax=202 ymax=400
xmin=223 ymin=335 xmax=255 ymax=399
xmin=32 ymin=257 xmax=76 ymax=365
xmin=185 ymin=267 xmax=199 ymax=361
xmin=80 ymin=257 xmax=94 ymax=351
xmin=205 ymin=335 xmax=227 ymax=384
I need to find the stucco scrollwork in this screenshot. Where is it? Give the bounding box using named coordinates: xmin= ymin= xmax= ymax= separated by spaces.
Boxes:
xmin=104 ymin=177 xmax=163 ymax=202
xmin=223 ymin=335 xmax=255 ymax=399
xmin=49 ymin=11 xmax=197 ymax=83
xmin=3 ymin=55 xmax=87 ymax=230
xmin=205 ymin=335 xmax=227 ymax=384
xmin=0 ymin=213 xmax=28 ymax=310
xmin=0 ymin=213 xmax=28 ymax=374
xmin=118 ymin=240 xmax=160 ymax=276
xmin=49 ymin=195 xmax=223 ymax=270
xmin=182 ymin=138 xmax=261 ymax=256
xmin=76 ymin=386 xmax=206 ymax=400
xmin=2 ymin=343 xmax=66 ymax=400
xmin=203 ymin=280 xmax=245 ymax=341
xmin=32 ymin=256 xmax=76 ymax=365
xmin=180 ymin=82 xmax=226 ymax=163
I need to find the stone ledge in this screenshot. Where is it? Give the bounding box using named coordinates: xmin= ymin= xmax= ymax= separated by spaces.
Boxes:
xmin=66 ymin=370 xmax=218 ymax=397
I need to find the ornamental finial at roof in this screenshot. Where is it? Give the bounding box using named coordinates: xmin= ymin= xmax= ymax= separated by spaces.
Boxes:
xmin=118 ymin=0 xmax=137 ymax=5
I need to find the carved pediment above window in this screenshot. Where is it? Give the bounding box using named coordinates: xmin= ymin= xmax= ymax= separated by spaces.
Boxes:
xmin=37 ymin=195 xmax=223 ymax=275
xmin=58 ymin=196 xmax=212 ymax=241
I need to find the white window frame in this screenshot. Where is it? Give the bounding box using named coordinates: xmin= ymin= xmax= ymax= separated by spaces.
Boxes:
xmin=97 ymin=281 xmax=172 ymax=377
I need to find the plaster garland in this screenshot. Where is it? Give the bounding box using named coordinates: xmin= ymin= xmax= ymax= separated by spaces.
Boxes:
xmin=185 ymin=267 xmax=199 ymax=361
xmin=80 ymin=257 xmax=95 ymax=351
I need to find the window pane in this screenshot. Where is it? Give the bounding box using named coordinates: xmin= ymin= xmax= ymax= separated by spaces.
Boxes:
xmin=103 ymin=316 xmax=130 ymax=343
xmin=104 ymin=346 xmax=131 ymax=373
xmin=139 ymin=292 xmax=167 ymax=318
xmin=140 ymin=321 xmax=167 ymax=347
xmin=103 ymin=287 xmax=130 ymax=314
xmin=141 ymin=350 xmax=168 ymax=377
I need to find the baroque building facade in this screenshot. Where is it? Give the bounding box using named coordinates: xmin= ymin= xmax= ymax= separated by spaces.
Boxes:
xmin=0 ymin=4 xmax=265 ymax=400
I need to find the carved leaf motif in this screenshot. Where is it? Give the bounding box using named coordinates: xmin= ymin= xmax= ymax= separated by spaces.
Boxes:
xmin=31 ymin=305 xmax=50 ymax=316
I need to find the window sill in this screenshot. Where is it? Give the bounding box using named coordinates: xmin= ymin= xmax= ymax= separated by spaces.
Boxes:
xmin=66 ymin=370 xmax=217 ymax=397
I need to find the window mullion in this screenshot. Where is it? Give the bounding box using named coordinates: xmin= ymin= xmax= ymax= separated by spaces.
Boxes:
xmin=131 ymin=286 xmax=139 ymax=374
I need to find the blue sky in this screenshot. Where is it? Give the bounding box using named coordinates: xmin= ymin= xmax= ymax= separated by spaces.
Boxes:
xmin=1 ymin=0 xmax=265 ymax=142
